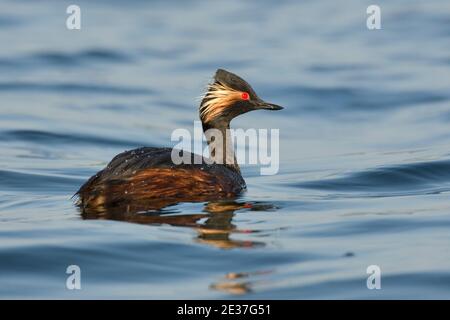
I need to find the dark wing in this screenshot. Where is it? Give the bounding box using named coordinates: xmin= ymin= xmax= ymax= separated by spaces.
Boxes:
xmin=77 ymin=147 xmax=217 ymax=190
xmin=76 ymin=147 xmax=168 ymax=196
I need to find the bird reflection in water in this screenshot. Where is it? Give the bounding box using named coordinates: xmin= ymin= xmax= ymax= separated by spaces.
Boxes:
xmin=210 ymin=270 xmax=273 ymax=295
xmin=79 ymin=198 xmax=277 ymax=249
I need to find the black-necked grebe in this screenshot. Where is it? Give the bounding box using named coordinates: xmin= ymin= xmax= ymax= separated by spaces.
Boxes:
xmin=76 ymin=69 xmax=282 ymax=212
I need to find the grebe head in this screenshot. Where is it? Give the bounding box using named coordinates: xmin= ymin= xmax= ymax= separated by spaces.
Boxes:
xmin=199 ymin=69 xmax=283 ymax=126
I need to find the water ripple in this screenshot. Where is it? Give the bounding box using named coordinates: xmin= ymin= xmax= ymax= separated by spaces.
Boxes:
xmin=269 ymin=86 xmax=448 ymax=115
xmin=0 ymin=169 xmax=82 ymax=193
xmin=0 ymin=82 xmax=153 ymax=95
xmin=32 ymin=49 xmax=132 ymax=65
xmin=0 ymin=130 xmax=143 ymax=148
xmin=296 ymin=159 xmax=450 ymax=194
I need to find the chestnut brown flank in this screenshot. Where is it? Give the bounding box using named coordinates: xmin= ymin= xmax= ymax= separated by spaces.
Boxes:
xmin=77 ymin=166 xmax=245 ymax=212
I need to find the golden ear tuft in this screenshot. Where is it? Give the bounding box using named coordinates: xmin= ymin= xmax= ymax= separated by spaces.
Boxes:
xmin=200 ymin=82 xmax=241 ymax=123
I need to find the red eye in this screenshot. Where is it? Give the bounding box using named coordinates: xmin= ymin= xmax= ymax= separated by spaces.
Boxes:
xmin=241 ymin=92 xmax=250 ymax=100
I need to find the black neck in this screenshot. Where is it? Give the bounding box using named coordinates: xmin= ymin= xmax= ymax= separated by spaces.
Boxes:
xmin=202 ymin=120 xmax=240 ymax=174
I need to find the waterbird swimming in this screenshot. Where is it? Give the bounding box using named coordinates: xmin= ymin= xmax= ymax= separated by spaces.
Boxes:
xmin=75 ymin=69 xmax=283 ymax=213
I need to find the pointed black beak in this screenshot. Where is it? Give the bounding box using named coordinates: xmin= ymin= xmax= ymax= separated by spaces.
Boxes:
xmin=256 ymin=101 xmax=284 ymax=111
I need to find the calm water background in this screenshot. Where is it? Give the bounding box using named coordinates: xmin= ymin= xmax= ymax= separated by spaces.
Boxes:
xmin=1 ymin=0 xmax=450 ymax=299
